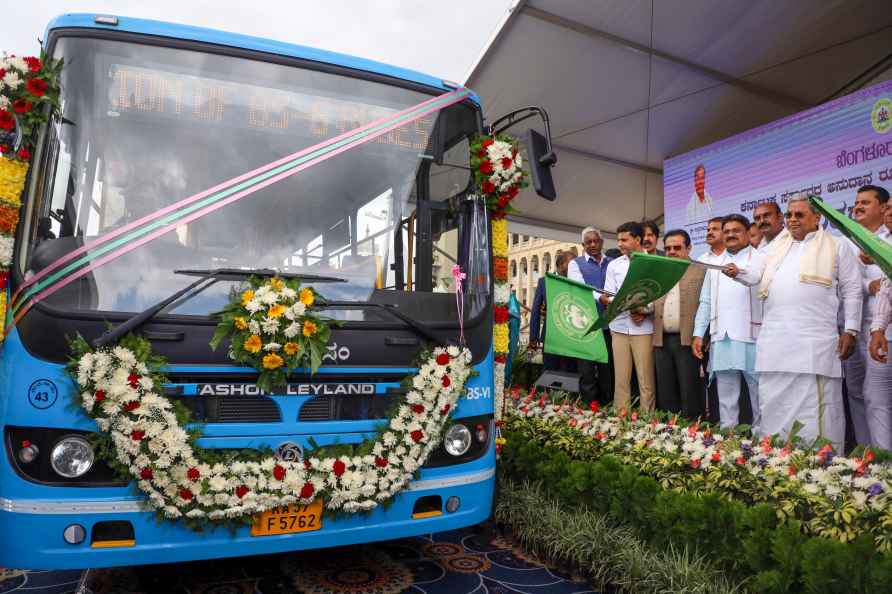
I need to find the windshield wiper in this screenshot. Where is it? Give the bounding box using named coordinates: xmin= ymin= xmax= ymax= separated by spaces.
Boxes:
xmin=324 ymin=301 xmax=441 ymax=343
xmin=91 ymin=268 xmax=347 ymax=348
xmin=175 ymin=268 xmax=347 ymax=283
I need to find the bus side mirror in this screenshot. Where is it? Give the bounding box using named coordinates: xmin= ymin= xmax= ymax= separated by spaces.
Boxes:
xmin=523 ymin=129 xmax=557 ymax=201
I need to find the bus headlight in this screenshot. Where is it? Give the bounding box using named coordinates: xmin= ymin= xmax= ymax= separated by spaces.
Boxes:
xmin=51 ymin=436 xmax=95 ymax=478
xmin=443 ymin=424 xmax=471 ymax=457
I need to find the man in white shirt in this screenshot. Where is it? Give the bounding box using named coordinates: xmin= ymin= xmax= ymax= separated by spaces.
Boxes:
xmin=599 ymin=222 xmax=655 ymax=412
xmin=843 ymin=184 xmax=892 ymax=450
xmin=686 ymin=164 xmax=714 ymax=225
xmin=694 ymin=216 xmax=725 ymax=424
xmin=869 ymin=207 xmax=892 ymax=364
xmin=745 ymin=196 xmax=862 ymax=451
xmin=754 ymin=202 xmax=786 ymax=253
xmin=691 ymin=214 xmax=765 ymax=430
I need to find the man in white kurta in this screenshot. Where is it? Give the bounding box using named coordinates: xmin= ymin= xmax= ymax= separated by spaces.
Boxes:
xmin=691 ymin=215 xmax=765 ymax=431
xmin=842 ymin=184 xmax=892 ymax=451
xmin=750 ymin=197 xmax=862 ymax=452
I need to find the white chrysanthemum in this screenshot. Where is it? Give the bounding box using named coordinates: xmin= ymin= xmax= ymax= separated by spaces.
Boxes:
xmin=283 ymin=322 xmax=301 ymax=338
xmin=261 ymin=318 xmax=280 ymax=334
xmin=260 ymin=291 xmax=279 ymax=305
xmin=245 ymin=299 xmax=263 ymax=313
xmin=263 ymin=342 xmax=281 ymax=351
xmin=2 ymin=72 xmax=22 ymax=89
xmin=248 ymin=320 xmax=261 ymax=334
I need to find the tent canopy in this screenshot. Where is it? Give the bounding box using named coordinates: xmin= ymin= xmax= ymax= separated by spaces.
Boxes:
xmin=466 ymin=0 xmax=892 ymax=239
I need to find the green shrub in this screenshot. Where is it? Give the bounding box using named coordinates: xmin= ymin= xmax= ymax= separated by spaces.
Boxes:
xmin=500 ymin=420 xmax=892 ymax=593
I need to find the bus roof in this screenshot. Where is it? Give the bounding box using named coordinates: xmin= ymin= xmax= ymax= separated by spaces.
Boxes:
xmin=45 ymin=13 xmax=479 ymax=104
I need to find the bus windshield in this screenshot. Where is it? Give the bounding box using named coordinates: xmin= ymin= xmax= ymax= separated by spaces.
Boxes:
xmin=20 ymin=36 xmax=485 ymax=321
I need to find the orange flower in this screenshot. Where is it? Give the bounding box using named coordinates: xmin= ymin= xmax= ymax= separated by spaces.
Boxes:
xmin=268 ymin=304 xmax=287 ymax=318
xmin=302 ymin=321 xmax=318 ymax=337
xmin=243 ymin=334 xmax=262 ymax=353
xmin=234 ymin=317 xmax=248 ymax=330
xmin=262 ymin=353 xmax=284 ymax=369
xmin=241 ymin=290 xmax=255 ymax=306
xmin=284 ymin=342 xmax=300 ymax=356
xmin=493 ymin=257 xmax=508 ymax=280
xmin=299 ymin=288 xmax=315 ymax=307
xmin=269 ymin=278 xmax=285 ymax=291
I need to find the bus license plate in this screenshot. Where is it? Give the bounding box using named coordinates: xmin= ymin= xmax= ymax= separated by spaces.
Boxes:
xmin=251 ymin=500 xmax=323 ymax=536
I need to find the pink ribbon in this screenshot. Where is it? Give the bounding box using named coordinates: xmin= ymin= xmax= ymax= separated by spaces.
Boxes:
xmin=452 ymin=264 xmax=466 ymax=345
xmin=9 ymin=89 xmax=471 ymax=327
xmin=13 ymin=89 xmax=468 ymax=306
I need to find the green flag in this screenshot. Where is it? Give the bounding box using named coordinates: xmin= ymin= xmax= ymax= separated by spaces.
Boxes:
xmin=543 ymin=273 xmax=608 ymax=362
xmin=587 ymin=252 xmax=691 ymax=333
xmin=810 ymin=195 xmax=892 ymax=280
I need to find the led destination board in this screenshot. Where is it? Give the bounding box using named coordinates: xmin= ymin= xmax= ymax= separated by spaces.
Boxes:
xmin=107 ymin=64 xmax=435 ymax=150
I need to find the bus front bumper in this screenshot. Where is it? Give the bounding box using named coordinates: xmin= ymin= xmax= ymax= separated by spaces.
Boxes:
xmin=0 ymin=467 xmax=494 ymax=570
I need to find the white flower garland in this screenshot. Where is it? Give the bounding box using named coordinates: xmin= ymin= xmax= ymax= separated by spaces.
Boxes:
xmin=73 ymin=344 xmax=472 ymax=521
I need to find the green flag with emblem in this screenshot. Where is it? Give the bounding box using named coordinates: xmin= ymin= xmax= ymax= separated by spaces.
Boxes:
xmin=586 ymin=252 xmax=691 ymax=333
xmin=543 ymin=273 xmax=608 ymax=362
xmin=810 ymin=195 xmax=892 ymax=280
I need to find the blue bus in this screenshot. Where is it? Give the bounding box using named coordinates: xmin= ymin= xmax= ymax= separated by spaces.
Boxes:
xmin=0 ymin=13 xmax=505 ymax=569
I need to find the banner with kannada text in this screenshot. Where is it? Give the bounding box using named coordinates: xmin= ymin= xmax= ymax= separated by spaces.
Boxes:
xmin=664 ymin=80 xmax=892 ymax=254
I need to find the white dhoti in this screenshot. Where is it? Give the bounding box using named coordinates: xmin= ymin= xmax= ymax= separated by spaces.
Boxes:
xmin=758 ymin=372 xmax=844 ymax=452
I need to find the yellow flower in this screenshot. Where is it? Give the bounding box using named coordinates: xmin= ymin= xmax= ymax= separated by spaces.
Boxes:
xmin=262 ymin=353 xmax=284 ymax=369
xmin=0 ymin=158 xmax=29 ymax=204
xmin=302 ymin=320 xmax=318 ymax=337
xmin=244 ymin=334 xmax=263 ymax=353
xmin=493 ymin=324 xmax=509 ymax=354
xmin=269 ymin=278 xmax=285 ymax=291
xmin=234 ymin=317 xmax=248 ymax=330
xmin=492 ymin=218 xmax=509 ymax=258
xmin=241 ymin=290 xmax=255 ymax=306
xmin=268 ymin=304 xmax=287 ymax=318
xmin=299 ymin=288 xmax=315 ymax=307
xmin=284 ymin=342 xmax=300 ymax=356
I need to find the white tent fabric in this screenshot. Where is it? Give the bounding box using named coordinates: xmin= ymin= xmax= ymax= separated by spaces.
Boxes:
xmin=465 ymin=0 xmax=892 ymax=240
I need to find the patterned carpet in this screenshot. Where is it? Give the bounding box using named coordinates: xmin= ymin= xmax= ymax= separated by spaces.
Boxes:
xmin=0 ymin=529 xmax=598 ymax=594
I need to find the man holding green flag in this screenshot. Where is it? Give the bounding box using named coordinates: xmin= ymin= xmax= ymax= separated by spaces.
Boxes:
xmin=594 ymin=222 xmax=690 ymax=412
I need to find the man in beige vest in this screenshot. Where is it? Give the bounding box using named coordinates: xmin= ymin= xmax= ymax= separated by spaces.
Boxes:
xmin=652 ymin=229 xmax=706 ymax=419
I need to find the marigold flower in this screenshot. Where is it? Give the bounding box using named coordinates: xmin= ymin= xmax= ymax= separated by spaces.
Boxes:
xmin=284 ymin=342 xmax=300 ymax=356
xmin=302 ymin=320 xmax=318 ymax=337
xmin=244 ymin=334 xmax=262 ymax=353
xmin=269 ymin=278 xmax=285 ymax=291
xmin=493 ymin=257 xmax=508 ymax=280
xmin=234 ymin=317 xmax=248 ymax=330
xmin=299 ymin=288 xmax=315 ymax=307
xmin=241 ymin=290 xmax=254 ymax=306
xmin=268 ymin=304 xmax=287 ymax=318
xmin=262 ymin=353 xmax=284 ymax=369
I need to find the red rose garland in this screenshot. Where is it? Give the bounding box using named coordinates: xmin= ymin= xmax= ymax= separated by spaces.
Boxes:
xmin=0 ymin=51 xmax=63 ymax=343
